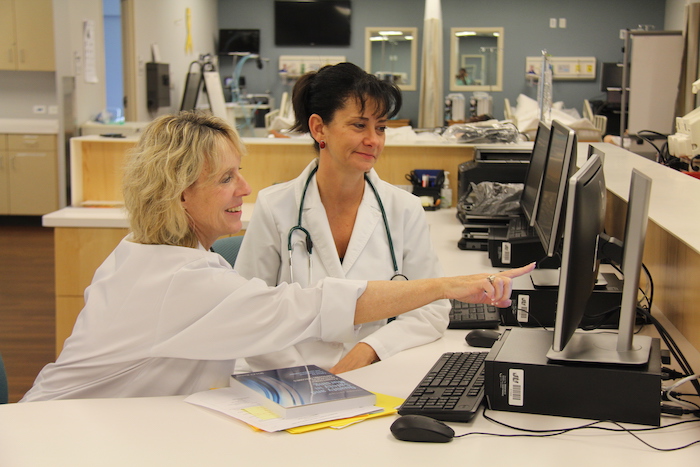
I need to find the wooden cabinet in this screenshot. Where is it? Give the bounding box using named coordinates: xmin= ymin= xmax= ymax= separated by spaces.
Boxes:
xmin=54 ymin=227 xmax=129 ymax=355
xmin=0 ymin=135 xmax=9 ymax=213
xmin=0 ymin=0 xmax=55 ymax=71
xmin=0 ymin=133 xmax=58 ymax=215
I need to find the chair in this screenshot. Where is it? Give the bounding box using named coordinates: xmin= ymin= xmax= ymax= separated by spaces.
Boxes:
xmin=0 ymin=352 xmax=8 ymax=404
xmin=212 ymin=235 xmax=244 ymax=267
xmin=583 ymin=99 xmax=608 ymax=135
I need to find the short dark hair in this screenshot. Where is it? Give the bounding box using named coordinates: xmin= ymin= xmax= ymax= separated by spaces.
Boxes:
xmin=291 ymin=62 xmax=402 ymax=148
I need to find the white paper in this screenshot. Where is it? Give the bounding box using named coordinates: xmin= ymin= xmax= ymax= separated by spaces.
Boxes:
xmin=82 ymin=20 xmax=99 ymax=84
xmin=185 ymin=387 xmax=380 ymax=432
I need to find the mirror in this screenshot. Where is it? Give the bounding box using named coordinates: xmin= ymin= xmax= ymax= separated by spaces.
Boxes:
xmin=450 ymin=27 xmax=504 ymax=92
xmin=364 ymin=27 xmax=418 ymax=91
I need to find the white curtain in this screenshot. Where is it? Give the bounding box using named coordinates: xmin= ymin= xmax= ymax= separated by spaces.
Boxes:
xmin=676 ymin=3 xmax=700 ymax=117
xmin=418 ymin=0 xmax=443 ymax=129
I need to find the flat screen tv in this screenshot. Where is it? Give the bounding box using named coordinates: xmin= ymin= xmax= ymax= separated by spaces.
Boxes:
xmin=274 ymin=0 xmax=351 ymax=46
xmin=219 ymin=29 xmax=260 ymax=55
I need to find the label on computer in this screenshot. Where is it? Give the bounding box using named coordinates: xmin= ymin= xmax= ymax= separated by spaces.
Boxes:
xmin=502 ymin=242 xmax=512 ymax=264
xmin=516 ymin=294 xmax=529 ymax=323
xmin=508 ymin=369 xmax=524 ymax=406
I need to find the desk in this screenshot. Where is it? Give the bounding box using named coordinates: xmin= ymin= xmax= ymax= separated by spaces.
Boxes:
xmin=1 ymin=329 xmax=699 ymax=466
xmin=7 ymin=203 xmax=699 ymax=465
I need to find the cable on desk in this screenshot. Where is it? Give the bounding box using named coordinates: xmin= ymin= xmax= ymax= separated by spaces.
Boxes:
xmin=448 ymin=406 xmax=700 ymax=452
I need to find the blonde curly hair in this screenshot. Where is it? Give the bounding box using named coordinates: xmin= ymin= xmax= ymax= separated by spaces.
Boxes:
xmin=122 ymin=112 xmax=246 ymax=248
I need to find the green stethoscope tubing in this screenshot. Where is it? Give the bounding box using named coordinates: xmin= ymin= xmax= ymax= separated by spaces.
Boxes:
xmin=288 ymin=165 xmax=407 ymax=282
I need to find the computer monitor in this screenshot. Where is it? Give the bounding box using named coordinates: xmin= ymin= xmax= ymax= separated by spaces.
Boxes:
xmin=180 ymin=71 xmax=202 ymax=112
xmin=546 ymin=156 xmax=653 ymax=365
xmin=520 ymin=121 xmax=551 ymax=225
xmin=600 ymin=62 xmax=623 ymax=92
xmin=532 ymin=120 xmax=578 ymax=257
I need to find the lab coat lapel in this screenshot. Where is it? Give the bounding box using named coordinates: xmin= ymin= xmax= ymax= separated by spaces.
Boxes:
xmin=301 ymin=177 xmax=346 ymax=279
xmin=341 ymin=178 xmax=382 ymax=274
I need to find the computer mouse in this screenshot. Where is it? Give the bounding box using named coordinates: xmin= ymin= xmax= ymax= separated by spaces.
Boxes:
xmin=465 ymin=329 xmax=501 ymax=348
xmin=390 ymin=414 xmax=455 ymax=443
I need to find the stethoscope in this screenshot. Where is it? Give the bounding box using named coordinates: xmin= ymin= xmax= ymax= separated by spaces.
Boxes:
xmin=288 ymin=165 xmax=408 ymax=283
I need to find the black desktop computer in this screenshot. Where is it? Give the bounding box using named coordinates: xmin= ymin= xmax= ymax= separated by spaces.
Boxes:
xmin=498 ymin=272 xmax=625 ymax=328
xmin=484 ymin=328 xmax=661 ymax=426
xmin=487 ymin=226 xmax=546 ymax=268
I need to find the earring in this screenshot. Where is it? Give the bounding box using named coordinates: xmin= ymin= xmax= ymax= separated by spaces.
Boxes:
xmin=319 ymin=140 xmax=326 ymax=149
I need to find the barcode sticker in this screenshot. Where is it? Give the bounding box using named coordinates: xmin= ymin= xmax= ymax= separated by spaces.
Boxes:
xmin=502 ymin=242 xmax=512 ymax=264
xmin=517 ymin=294 xmax=529 ymax=323
xmin=508 ymin=369 xmax=524 ymax=406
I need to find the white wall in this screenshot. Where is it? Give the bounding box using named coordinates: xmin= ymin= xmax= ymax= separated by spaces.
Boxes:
xmin=131 ymin=0 xmax=218 ymax=121
xmin=52 ymin=0 xmax=107 ymax=207
xmin=53 ymin=0 xmax=107 ymax=126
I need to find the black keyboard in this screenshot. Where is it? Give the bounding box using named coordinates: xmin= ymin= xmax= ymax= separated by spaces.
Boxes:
xmin=448 ymin=300 xmax=500 ymax=329
xmin=398 ymin=352 xmax=487 ymax=422
xmin=506 ymin=216 xmax=537 ymax=240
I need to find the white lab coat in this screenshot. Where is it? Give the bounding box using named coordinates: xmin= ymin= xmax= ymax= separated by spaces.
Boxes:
xmin=235 ymin=160 xmax=450 ymax=371
xmin=21 ymin=235 xmax=366 ymax=401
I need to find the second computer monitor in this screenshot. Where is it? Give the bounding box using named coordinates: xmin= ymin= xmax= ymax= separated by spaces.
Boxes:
xmin=520 ymin=121 xmax=551 ymax=225
xmin=533 ymin=120 xmax=578 ymax=257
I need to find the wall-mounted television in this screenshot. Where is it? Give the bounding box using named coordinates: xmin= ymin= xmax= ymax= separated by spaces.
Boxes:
xmin=219 ymin=29 xmax=260 ymax=55
xmin=274 ymin=0 xmax=351 ymax=47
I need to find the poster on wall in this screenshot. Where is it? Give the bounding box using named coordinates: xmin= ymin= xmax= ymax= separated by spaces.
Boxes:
xmin=83 ymin=20 xmax=99 ymax=84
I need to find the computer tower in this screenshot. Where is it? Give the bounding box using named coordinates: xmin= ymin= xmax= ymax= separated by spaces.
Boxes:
xmin=484 ymin=328 xmax=661 ymax=426
xmin=498 ymin=272 xmax=624 ymax=328
xmin=487 ymin=226 xmax=546 ymax=268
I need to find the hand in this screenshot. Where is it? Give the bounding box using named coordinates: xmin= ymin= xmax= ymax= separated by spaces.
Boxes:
xmin=329 ymin=342 xmax=379 ymax=374
xmin=445 ymin=263 xmax=535 ymax=308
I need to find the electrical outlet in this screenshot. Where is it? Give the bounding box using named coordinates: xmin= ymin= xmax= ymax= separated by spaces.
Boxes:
xmin=33 ymin=105 xmax=47 ymax=114
xmin=559 ymin=18 xmax=567 ymax=29
xmin=549 ymin=18 xmax=557 ymax=28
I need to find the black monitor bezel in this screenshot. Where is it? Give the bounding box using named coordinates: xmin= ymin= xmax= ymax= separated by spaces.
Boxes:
xmin=520 ymin=121 xmax=552 ymax=226
xmin=532 ymin=120 xmax=578 ymax=258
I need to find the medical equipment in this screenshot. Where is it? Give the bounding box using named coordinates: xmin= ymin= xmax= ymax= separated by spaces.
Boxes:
xmin=668 ymin=78 xmax=700 ymax=167
xmin=288 ymin=166 xmax=407 ymax=283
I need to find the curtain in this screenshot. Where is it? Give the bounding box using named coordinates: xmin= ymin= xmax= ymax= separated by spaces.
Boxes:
xmin=418 ymin=0 xmax=443 ymax=128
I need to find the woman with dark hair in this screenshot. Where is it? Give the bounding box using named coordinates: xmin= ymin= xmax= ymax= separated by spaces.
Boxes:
xmin=237 ymin=63 xmax=509 ymax=374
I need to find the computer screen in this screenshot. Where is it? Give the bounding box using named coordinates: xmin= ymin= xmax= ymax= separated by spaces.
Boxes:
xmin=520 ymin=121 xmax=551 ymax=225
xmin=549 ymin=153 xmax=606 ymax=354
xmin=218 ymin=29 xmax=260 ymax=55
xmin=180 ymin=71 xmax=202 ymax=112
xmin=532 ymin=120 xmax=577 ymax=257
xmin=547 ymin=157 xmax=653 ymax=365
xmin=274 ymin=1 xmax=352 ymax=46
xmin=600 ymin=62 xmax=623 ymax=92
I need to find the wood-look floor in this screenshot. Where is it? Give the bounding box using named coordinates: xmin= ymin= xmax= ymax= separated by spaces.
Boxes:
xmin=0 ymin=219 xmax=55 ymax=403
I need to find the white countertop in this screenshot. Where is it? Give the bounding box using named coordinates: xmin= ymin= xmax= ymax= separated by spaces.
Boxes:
xmin=46 ymin=142 xmax=699 ymax=254
xmin=42 ymin=205 xmax=254 ymax=230
xmin=0 ymin=118 xmax=59 ymax=134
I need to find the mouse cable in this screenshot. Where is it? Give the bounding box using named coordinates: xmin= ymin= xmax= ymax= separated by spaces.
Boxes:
xmin=449 ymin=406 xmax=700 ymax=451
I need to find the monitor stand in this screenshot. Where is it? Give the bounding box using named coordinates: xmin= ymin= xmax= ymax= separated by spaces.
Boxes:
xmin=545 ymin=332 xmax=653 ymax=365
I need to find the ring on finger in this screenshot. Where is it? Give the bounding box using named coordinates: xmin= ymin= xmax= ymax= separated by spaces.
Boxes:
xmin=487 ymin=274 xmax=497 ymax=286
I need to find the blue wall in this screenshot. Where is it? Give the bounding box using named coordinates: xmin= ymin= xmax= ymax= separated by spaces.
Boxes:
xmin=217 ymin=0 xmax=666 ymax=126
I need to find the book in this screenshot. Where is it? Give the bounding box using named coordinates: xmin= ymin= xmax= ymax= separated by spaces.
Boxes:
xmin=230 ymin=365 xmax=377 ymax=418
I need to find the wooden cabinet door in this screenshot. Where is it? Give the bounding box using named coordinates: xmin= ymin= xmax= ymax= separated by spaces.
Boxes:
xmin=0 ymin=0 xmax=17 ymax=70
xmin=0 ymin=152 xmax=9 ymax=214
xmin=13 ymin=0 xmax=55 ymax=71
xmin=8 ymin=150 xmax=58 ymax=214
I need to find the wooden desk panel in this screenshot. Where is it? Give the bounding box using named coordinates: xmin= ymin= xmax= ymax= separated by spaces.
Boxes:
xmin=70 ymin=137 xmax=473 ymax=207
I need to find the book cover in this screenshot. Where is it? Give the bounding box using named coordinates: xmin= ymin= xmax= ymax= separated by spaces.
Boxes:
xmin=230 ymin=365 xmax=377 ymax=418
